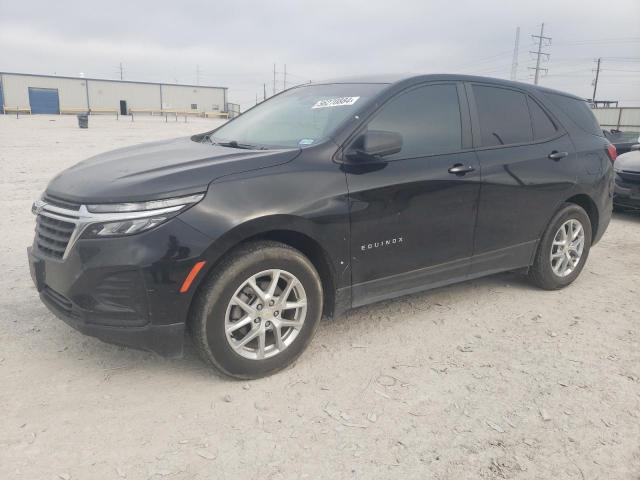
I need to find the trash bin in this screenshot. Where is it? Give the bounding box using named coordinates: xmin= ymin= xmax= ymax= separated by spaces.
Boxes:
xmin=77 ymin=113 xmax=89 ymax=129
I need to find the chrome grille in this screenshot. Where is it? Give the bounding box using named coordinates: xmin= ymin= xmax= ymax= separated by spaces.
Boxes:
xmin=35 ymin=215 xmax=76 ymax=259
xmin=33 ymin=198 xmax=81 ymax=260
xmin=619 ymin=170 xmax=640 ymax=185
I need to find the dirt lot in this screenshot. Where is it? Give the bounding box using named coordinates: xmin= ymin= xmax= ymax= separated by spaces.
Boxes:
xmin=1 ymin=114 xmax=639 ymax=480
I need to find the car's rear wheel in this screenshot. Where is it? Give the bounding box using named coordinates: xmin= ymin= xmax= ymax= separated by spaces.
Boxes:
xmin=189 ymin=241 xmax=323 ymax=379
xmin=528 ymin=203 xmax=592 ymax=290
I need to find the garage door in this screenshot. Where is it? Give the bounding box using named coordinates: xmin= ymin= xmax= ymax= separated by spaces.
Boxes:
xmin=28 ymin=87 xmax=60 ymax=114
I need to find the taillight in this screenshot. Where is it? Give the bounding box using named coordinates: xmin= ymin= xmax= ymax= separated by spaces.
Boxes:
xmin=606 ymin=144 xmax=617 ymax=163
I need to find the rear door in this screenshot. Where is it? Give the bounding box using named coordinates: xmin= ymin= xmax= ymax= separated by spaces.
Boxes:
xmin=345 ymin=82 xmax=480 ymax=306
xmin=467 ymin=83 xmax=576 ymax=275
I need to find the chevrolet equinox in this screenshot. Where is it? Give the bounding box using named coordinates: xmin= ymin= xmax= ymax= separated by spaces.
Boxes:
xmin=28 ymin=75 xmax=614 ymax=378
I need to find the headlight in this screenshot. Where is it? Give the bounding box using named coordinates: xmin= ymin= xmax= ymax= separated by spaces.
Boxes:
xmin=86 ymin=193 xmax=204 ymax=213
xmin=83 ymin=216 xmax=172 ymax=237
xmin=81 ymin=193 xmax=204 ymax=238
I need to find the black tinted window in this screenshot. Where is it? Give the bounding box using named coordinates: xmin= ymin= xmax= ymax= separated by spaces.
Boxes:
xmin=528 ymin=97 xmax=557 ymax=139
xmin=367 ymin=84 xmax=462 ymax=159
xmin=473 ymin=85 xmax=532 ymax=146
xmin=544 ymin=93 xmax=603 ymax=137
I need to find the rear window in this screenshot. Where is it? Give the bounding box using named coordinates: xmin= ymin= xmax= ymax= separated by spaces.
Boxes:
xmin=544 ymin=93 xmax=603 ymax=137
xmin=472 ymin=85 xmax=532 ymax=147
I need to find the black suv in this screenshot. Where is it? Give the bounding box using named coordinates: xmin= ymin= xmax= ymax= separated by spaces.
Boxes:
xmin=28 ymin=75 xmax=614 ymax=378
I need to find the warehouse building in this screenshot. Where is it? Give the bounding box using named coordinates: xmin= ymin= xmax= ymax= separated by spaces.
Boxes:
xmin=0 ymin=72 xmax=228 ymax=116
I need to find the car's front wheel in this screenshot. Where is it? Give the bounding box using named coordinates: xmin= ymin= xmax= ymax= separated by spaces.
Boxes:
xmin=189 ymin=241 xmax=323 ymax=379
xmin=528 ymin=203 xmax=592 ymax=290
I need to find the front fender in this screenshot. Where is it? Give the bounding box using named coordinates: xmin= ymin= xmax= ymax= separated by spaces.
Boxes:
xmin=177 ymin=161 xmax=351 ymax=293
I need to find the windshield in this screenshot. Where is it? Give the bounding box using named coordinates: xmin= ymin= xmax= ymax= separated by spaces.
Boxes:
xmin=209 ymin=83 xmax=386 ymax=149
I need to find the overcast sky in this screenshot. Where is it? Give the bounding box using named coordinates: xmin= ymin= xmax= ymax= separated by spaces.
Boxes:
xmin=1 ymin=0 xmax=639 ymax=109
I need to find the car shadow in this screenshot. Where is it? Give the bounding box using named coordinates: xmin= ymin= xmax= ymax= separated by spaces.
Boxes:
xmin=42 ymin=269 xmax=533 ymax=382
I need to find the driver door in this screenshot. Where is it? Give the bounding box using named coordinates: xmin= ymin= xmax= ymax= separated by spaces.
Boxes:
xmin=344 ymin=82 xmax=481 ymax=306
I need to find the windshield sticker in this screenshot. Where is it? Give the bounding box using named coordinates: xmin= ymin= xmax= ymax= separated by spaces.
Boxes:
xmin=298 ymin=138 xmax=315 ymax=146
xmin=312 ymin=96 xmax=360 ymax=109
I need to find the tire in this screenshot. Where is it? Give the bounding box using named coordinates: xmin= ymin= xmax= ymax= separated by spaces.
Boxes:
xmin=189 ymin=241 xmax=323 ymax=379
xmin=528 ymin=203 xmax=592 ymax=290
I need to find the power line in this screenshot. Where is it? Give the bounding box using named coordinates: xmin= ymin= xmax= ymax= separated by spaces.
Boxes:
xmin=528 ymin=22 xmax=552 ymax=85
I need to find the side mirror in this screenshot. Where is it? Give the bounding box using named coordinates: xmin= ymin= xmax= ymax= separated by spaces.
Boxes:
xmin=631 ymin=144 xmax=640 ymax=151
xmin=346 ymin=130 xmax=402 ymax=162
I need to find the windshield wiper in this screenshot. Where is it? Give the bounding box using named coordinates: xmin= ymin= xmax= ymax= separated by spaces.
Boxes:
xmin=213 ymin=140 xmax=265 ymax=150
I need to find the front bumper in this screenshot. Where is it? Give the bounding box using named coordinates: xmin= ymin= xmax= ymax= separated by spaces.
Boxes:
xmin=28 ymin=217 xmax=213 ymax=357
xmin=614 ymin=173 xmax=640 ymax=210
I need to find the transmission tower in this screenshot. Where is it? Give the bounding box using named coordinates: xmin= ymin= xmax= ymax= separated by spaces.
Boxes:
xmin=510 ymin=27 xmax=520 ymax=81
xmin=528 ymin=23 xmax=551 ymax=85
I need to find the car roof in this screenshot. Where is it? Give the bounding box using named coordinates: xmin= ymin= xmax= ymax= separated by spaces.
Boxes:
xmin=312 ymin=73 xmax=585 ymax=101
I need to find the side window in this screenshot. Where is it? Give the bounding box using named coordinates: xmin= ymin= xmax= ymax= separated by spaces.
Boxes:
xmin=366 ymin=84 xmax=462 ymax=159
xmin=472 ymin=85 xmax=532 ymax=147
xmin=527 ymin=97 xmax=557 ymax=140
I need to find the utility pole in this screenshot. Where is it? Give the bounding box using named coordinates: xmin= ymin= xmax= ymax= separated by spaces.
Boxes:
xmin=273 ymin=63 xmax=276 ymax=95
xmin=592 ymin=58 xmax=601 ymax=103
xmin=263 ymin=83 xmax=267 ymax=100
xmin=118 ymin=62 xmax=124 ymax=80
xmin=283 ymin=64 xmax=287 ymax=91
xmin=528 ymin=23 xmax=551 ymax=85
xmin=510 ymin=27 xmax=520 ymax=81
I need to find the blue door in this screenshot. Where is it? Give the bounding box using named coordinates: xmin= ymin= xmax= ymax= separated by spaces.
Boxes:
xmin=28 ymin=87 xmax=60 ymax=114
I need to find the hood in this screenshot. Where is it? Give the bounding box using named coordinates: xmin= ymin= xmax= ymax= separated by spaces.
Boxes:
xmin=615 ymin=150 xmax=640 ymax=172
xmin=46 ymin=137 xmax=299 ymax=203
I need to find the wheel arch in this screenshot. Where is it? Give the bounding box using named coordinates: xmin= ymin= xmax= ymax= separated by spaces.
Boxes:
xmin=189 ymin=217 xmax=341 ymax=322
xmin=564 ymin=193 xmax=599 ymax=244
xmin=243 ymin=230 xmax=337 ymax=318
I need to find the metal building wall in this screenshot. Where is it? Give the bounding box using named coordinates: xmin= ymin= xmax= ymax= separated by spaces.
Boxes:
xmin=0 ymin=72 xmax=227 ymax=114
xmin=593 ymin=107 xmax=640 ymax=129
xmin=1 ymin=74 xmax=88 ymax=111
xmin=87 ymin=79 xmax=160 ymax=111
xmin=161 ymin=84 xmax=226 ymax=113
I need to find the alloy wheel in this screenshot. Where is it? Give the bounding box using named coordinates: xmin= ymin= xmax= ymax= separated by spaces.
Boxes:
xmin=224 ymin=269 xmax=307 ymax=360
xmin=550 ymin=219 xmax=585 ymax=277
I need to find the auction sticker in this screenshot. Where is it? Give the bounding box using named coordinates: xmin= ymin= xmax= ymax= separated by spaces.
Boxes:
xmin=312 ymin=96 xmax=360 ymax=109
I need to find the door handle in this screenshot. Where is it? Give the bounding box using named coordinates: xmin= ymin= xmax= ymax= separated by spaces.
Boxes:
xmin=548 ymin=151 xmax=568 ymax=161
xmin=448 ymin=164 xmax=475 ymax=176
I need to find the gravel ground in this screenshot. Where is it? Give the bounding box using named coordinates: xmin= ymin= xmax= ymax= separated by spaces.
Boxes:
xmin=1 ymin=114 xmax=639 ymax=480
